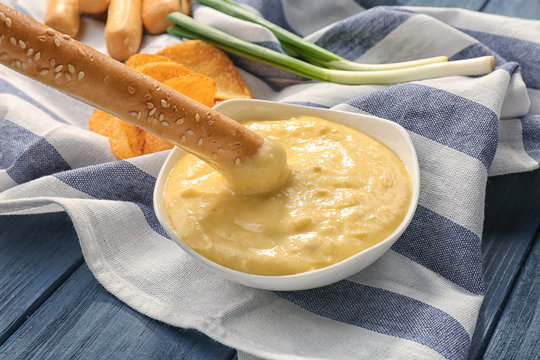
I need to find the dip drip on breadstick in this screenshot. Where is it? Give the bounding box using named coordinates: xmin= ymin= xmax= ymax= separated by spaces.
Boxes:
xmin=0 ymin=4 xmax=289 ymax=194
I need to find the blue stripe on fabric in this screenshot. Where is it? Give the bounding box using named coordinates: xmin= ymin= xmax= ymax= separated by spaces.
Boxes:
xmin=0 ymin=120 xmax=71 ymax=183
xmin=392 ymin=205 xmax=484 ymax=295
xmin=0 ymin=78 xmax=68 ymax=124
xmin=277 ymin=281 xmax=470 ymax=360
xmin=347 ymin=83 xmax=499 ymax=169
xmin=314 ymin=7 xmax=413 ymax=61
xmin=54 ymin=161 xmax=167 ymax=237
xmin=522 ymin=115 xmax=540 ymax=163
xmin=459 ymin=29 xmax=540 ymax=90
xmin=236 ymin=0 xmax=298 ymax=35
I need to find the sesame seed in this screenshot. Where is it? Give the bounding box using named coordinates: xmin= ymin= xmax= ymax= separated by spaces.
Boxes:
xmin=235 ymin=157 xmax=241 ymax=165
xmin=217 ymin=147 xmax=224 ymax=153
xmin=231 ymin=130 xmax=236 ymax=136
xmin=212 ymin=153 xmax=217 ymax=159
xmin=143 ymin=93 xmax=151 ymax=101
xmin=104 ymin=76 xmax=110 ymax=84
xmin=14 ymin=60 xmax=21 ymax=68
xmin=197 ymin=138 xmax=203 ymax=146
xmin=207 ymin=120 xmax=214 ymax=126
xmin=146 ymin=102 xmax=154 ymax=109
xmin=129 ymin=111 xmax=139 ymax=118
xmin=149 ymin=108 xmax=156 ymax=116
xmin=181 ymin=135 xmax=186 ymax=142
xmin=172 ymin=105 xmax=177 ymax=112
xmin=89 ymin=54 xmax=94 ymax=62
xmin=176 ymin=118 xmax=184 ymax=125
xmin=65 ymin=72 xmax=72 ymax=81
xmin=38 ymin=35 xmax=46 ymax=42
xmin=161 ymin=121 xmax=169 ymax=127
xmin=5 ymin=17 xmax=11 ymax=28
xmin=19 ymin=40 xmax=26 ymax=49
xmin=34 ymin=52 xmax=40 ymax=60
xmin=21 ymin=63 xmax=27 ymax=69
xmin=55 ymin=72 xmax=62 ymax=80
xmin=62 ymin=34 xmax=71 ymax=40
xmin=0 ymin=53 xmax=7 ymax=60
xmin=54 ymin=39 xmax=61 ymax=47
xmin=0 ymin=12 xmax=5 ymax=22
xmin=26 ymin=48 xmax=33 ymax=56
xmin=40 ymin=69 xmax=49 ymax=75
xmin=50 ymin=59 xmax=55 ymax=67
xmin=55 ymin=64 xmax=63 ymax=72
xmin=159 ymin=113 xmax=164 ymax=121
xmin=9 ymin=37 xmax=16 ymax=46
xmin=186 ymin=129 xmax=194 ymax=135
xmin=127 ymin=85 xmax=135 ymax=94
xmin=160 ymin=99 xmax=168 ymax=108
xmin=77 ymin=71 xmax=84 ymax=80
xmin=195 ymin=113 xmax=200 ymax=122
xmin=46 ymin=28 xmax=55 ymax=36
xmin=155 ymin=86 xmax=160 ymax=91
xmin=78 ymin=48 xmax=86 ymax=57
xmin=67 ymin=64 xmax=75 ymax=73
xmin=27 ymin=58 xmax=32 ymax=64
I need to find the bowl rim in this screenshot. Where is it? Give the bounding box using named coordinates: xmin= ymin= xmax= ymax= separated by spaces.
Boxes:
xmin=153 ymin=99 xmax=420 ymax=290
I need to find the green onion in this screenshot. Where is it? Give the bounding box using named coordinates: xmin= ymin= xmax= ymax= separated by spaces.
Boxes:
xmin=196 ymin=0 xmax=449 ymax=71
xmin=167 ymin=12 xmax=494 ymax=85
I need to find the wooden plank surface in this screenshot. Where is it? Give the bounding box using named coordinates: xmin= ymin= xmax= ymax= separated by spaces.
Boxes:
xmin=0 ymin=212 xmax=83 ymax=344
xmin=0 ymin=263 xmax=236 ymax=360
xmin=484 ymin=234 xmax=539 ymax=359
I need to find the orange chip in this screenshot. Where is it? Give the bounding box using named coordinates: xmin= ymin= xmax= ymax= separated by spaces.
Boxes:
xmin=110 ymin=118 xmax=144 ymax=160
xmin=141 ymin=130 xmax=174 ymax=154
xmin=125 ymin=53 xmax=176 ymax=69
xmin=137 ymin=62 xmax=191 ymax=82
xmin=164 ymin=73 xmax=217 ymax=108
xmin=89 ymin=109 xmax=114 ymax=138
xmin=156 ymin=40 xmax=253 ymax=101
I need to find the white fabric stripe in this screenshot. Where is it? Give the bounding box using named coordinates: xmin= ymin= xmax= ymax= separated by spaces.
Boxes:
xmin=528 ymin=88 xmax=540 ymax=115
xmin=194 ymin=7 xmax=278 ymax=43
xmin=416 ymin=69 xmax=524 ymax=119
xmin=0 ymin=171 xmax=17 ymax=193
xmin=499 ymin=72 xmax=531 ymax=120
xmin=1 ymin=94 xmax=117 ymax=168
xmin=358 ymin=14 xmax=476 ymax=65
xmin=0 ymin=175 xmax=92 ymax=202
xmin=127 ymin=151 xmax=170 ymax=178
xmin=406 ymin=7 xmax=540 ymax=44
xmin=336 ymin=104 xmax=487 ymax=237
xmin=0 ymin=69 xmax=93 ymax=128
xmin=489 ymin=119 xmax=539 ymax=176
xmin=349 ymin=250 xmax=483 ymax=337
xmin=240 ymin=69 xmax=279 ymax=101
xmin=283 ymin=0 xmax=364 ymax=37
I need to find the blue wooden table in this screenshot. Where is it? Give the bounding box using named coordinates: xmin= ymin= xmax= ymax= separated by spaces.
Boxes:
xmin=1 ymin=1 xmax=539 ymax=359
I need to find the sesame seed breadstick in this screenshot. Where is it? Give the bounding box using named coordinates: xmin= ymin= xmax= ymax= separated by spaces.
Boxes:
xmin=44 ymin=0 xmax=80 ymax=38
xmin=0 ymin=3 xmax=289 ymax=194
xmin=105 ymin=0 xmax=142 ymax=61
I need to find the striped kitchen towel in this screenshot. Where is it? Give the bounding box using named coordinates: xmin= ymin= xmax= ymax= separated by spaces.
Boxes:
xmin=1 ymin=0 xmax=539 ymax=359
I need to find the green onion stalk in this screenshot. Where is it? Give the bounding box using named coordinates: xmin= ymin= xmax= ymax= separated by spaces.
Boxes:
xmin=196 ymin=0 xmax=449 ymax=71
xmin=167 ymin=12 xmax=494 ymax=85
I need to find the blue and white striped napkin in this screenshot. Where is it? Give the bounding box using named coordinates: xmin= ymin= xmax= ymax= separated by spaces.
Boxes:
xmin=1 ymin=1 xmax=539 ymax=359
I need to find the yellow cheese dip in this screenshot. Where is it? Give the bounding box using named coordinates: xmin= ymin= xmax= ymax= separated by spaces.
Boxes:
xmin=164 ymin=116 xmax=412 ymax=276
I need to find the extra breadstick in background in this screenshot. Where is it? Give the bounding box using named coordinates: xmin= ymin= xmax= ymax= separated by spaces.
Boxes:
xmin=105 ymin=0 xmax=142 ymax=61
xmin=44 ymin=0 xmax=80 ymax=38
xmin=79 ymin=0 xmax=110 ymax=14
xmin=0 ymin=3 xmax=289 ymax=194
xmin=142 ymin=0 xmax=181 ymax=35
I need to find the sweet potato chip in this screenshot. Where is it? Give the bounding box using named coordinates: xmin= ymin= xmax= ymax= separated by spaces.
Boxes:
xmin=141 ymin=131 xmax=174 ymax=154
xmin=125 ymin=53 xmax=175 ymax=69
xmin=164 ymin=73 xmax=217 ymax=108
xmin=137 ymin=62 xmax=191 ymax=82
xmin=156 ymin=40 xmax=253 ymax=101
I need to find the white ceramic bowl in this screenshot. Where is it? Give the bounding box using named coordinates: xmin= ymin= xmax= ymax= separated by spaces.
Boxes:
xmin=153 ymin=99 xmax=420 ymax=291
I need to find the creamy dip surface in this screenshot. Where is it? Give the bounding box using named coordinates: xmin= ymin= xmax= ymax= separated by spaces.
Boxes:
xmin=164 ymin=116 xmax=412 ymax=276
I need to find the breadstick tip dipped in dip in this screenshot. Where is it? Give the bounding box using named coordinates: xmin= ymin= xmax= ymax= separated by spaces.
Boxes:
xmin=0 ymin=3 xmax=289 ymax=195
